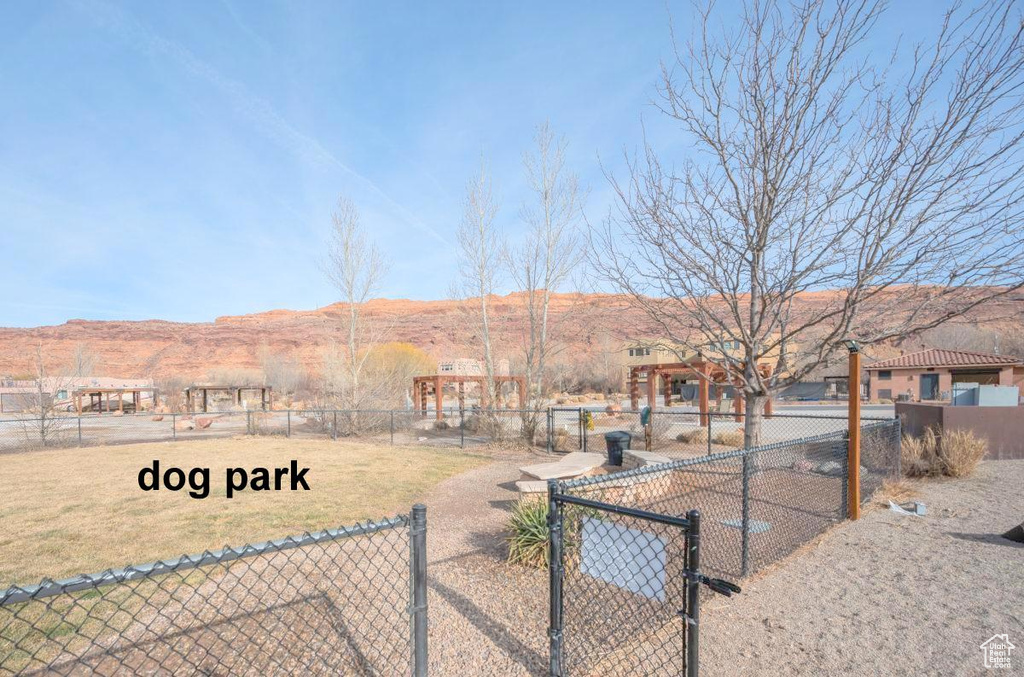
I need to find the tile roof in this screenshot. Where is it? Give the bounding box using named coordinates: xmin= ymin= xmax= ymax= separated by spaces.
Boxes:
xmin=868 ymin=348 xmax=1022 ymax=370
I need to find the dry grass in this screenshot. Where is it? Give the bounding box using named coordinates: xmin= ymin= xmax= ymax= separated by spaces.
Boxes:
xmin=675 ymin=427 xmax=709 ymax=444
xmin=711 ymin=428 xmax=746 ymax=447
xmin=874 ymin=478 xmax=920 ymax=506
xmin=0 ymin=437 xmax=486 ymax=585
xmin=902 ymin=427 xmax=987 ymax=478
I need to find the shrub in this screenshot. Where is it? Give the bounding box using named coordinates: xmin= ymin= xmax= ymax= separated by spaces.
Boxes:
xmin=902 ymin=428 xmax=941 ymax=477
xmin=939 ymin=430 xmax=987 ymax=478
xmin=712 ymin=429 xmax=745 ymax=447
xmin=506 ymin=500 xmax=600 ymax=569
xmin=675 ymin=428 xmax=709 ymax=444
xmin=506 ymin=499 xmax=549 ymax=568
xmin=902 ymin=427 xmax=987 ymax=478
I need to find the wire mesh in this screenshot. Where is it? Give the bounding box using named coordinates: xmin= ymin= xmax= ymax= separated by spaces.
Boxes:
xmin=0 ymin=517 xmax=414 ymax=676
xmin=556 ymin=501 xmax=690 ymax=676
xmin=552 ymin=419 xmax=901 ymax=675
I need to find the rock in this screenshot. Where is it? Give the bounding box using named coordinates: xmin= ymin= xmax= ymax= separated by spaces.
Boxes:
xmin=111 ymin=410 xmax=124 ymax=417
xmin=816 ymin=461 xmax=843 ymax=476
xmin=175 ymin=419 xmax=195 ymax=432
xmin=196 ymin=417 xmax=213 ymax=429
xmin=605 ymin=403 xmax=622 ymax=414
xmin=151 ymin=415 xmax=164 ymax=422
xmin=792 ymin=459 xmax=814 ymax=472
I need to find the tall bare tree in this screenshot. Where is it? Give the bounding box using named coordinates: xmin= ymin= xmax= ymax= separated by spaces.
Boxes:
xmin=455 ymin=159 xmax=504 ymax=405
xmin=323 ymin=197 xmax=388 ymax=409
xmin=70 ymin=343 xmax=97 ymax=378
xmin=592 ymin=0 xmax=1024 ymax=447
xmin=508 ymin=123 xmax=586 ymax=436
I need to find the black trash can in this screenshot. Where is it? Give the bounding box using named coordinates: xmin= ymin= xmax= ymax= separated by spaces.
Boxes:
xmin=604 ymin=431 xmax=632 ymax=466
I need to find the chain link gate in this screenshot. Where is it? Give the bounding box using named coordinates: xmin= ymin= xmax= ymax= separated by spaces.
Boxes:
xmin=546 ymin=480 xmax=739 ymax=677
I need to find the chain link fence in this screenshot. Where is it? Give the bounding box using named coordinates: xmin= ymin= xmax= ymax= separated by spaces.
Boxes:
xmin=0 ymin=407 xmax=894 ymax=468
xmin=0 ymin=507 xmax=428 ymax=676
xmin=547 ymin=419 xmax=900 ymax=675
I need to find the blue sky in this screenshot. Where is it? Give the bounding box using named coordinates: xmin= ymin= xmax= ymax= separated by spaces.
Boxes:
xmin=0 ymin=0 xmax=947 ymax=327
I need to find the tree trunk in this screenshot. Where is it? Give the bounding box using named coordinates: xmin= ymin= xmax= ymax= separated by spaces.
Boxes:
xmin=743 ymin=393 xmax=765 ymax=450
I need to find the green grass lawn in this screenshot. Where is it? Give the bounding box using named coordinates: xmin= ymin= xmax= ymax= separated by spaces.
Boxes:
xmin=0 ymin=437 xmax=486 ymax=585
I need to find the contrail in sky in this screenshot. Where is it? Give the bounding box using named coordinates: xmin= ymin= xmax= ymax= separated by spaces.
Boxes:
xmin=72 ymin=0 xmax=449 ymax=245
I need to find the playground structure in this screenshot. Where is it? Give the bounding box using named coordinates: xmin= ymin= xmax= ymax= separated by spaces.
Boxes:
xmin=412 ymin=374 xmax=527 ymax=421
xmin=74 ymin=386 xmax=160 ymax=414
xmin=629 ymin=359 xmax=774 ymax=424
xmin=184 ymin=384 xmax=272 ymax=413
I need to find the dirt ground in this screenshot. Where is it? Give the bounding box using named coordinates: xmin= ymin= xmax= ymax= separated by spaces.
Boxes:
xmin=421 ymin=457 xmax=1024 ymax=676
xmin=700 ymin=459 xmax=1024 ymax=676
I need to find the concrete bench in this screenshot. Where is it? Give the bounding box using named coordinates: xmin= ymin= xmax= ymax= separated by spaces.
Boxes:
xmin=622 ymin=449 xmax=671 ymax=469
xmin=519 ymin=452 xmax=605 ymax=481
xmin=515 ymin=480 xmax=550 ymax=495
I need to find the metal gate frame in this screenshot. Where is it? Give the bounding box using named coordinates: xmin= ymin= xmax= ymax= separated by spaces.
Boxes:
xmin=547 ymin=480 xmax=739 ymax=677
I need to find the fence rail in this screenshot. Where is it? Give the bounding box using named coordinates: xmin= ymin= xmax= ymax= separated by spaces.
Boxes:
xmin=0 ymin=507 xmax=428 ymax=676
xmin=0 ymin=406 xmax=891 ymax=457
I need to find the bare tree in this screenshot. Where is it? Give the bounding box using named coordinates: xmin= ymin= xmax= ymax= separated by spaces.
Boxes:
xmin=17 ymin=346 xmax=76 ymax=448
xmin=70 ymin=343 xmax=97 ymax=378
xmin=455 ymin=159 xmax=503 ymax=405
xmin=323 ymin=197 xmax=388 ymax=409
xmin=509 ymin=123 xmax=586 ymax=407
xmin=592 ymin=0 xmax=1024 ymax=447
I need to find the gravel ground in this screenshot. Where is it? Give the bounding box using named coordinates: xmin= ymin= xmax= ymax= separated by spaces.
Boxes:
xmin=421 ymin=456 xmax=1024 ymax=676
xmin=701 ymin=459 xmax=1024 ymax=676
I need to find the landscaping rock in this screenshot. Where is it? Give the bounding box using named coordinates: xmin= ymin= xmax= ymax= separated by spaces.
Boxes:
xmin=196 ymin=418 xmax=213 ymax=429
xmin=174 ymin=419 xmax=195 ymax=432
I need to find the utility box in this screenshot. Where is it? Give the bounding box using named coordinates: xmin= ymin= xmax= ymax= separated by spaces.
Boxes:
xmin=977 ymin=385 xmax=1020 ymax=407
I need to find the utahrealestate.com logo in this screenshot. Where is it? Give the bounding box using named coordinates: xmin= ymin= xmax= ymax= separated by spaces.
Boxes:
xmin=980 ymin=634 xmax=1015 ymax=669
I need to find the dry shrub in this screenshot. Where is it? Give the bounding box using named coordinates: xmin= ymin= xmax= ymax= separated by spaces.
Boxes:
xmin=875 ymin=478 xmax=920 ymax=505
xmin=712 ymin=429 xmax=745 ymax=447
xmin=902 ymin=428 xmax=941 ymax=477
xmin=902 ymin=427 xmax=987 ymax=478
xmin=676 ymin=428 xmax=709 ymax=444
xmin=940 ymin=429 xmax=987 ymax=477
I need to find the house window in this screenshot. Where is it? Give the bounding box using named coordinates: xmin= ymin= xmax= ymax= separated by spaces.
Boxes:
xmin=629 ymin=348 xmax=651 ymax=357
xmin=877 ymin=389 xmax=892 ymax=400
xmin=877 ymin=370 xmax=891 ymax=380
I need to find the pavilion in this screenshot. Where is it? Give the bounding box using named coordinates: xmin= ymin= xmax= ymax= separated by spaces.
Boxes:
xmin=75 ymin=386 xmax=159 ymax=414
xmin=628 ymin=359 xmax=774 ymax=425
xmin=184 ymin=384 xmax=272 ymax=413
xmin=412 ymin=374 xmax=527 ymax=421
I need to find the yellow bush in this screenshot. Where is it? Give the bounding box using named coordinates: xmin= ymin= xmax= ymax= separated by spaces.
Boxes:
xmin=712 ymin=429 xmax=745 ymax=447
xmin=902 ymin=427 xmax=986 ymax=478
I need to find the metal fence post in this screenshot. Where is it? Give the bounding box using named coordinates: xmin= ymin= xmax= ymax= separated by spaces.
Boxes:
xmin=391 ymin=411 xmax=395 ymax=445
xmin=77 ymin=415 xmax=82 ymax=447
xmin=547 ymin=479 xmax=564 ymax=677
xmin=172 ymin=413 xmax=177 ymax=441
xmin=410 ymin=504 xmax=428 ymax=677
xmin=332 ymin=411 xmax=338 ymax=441
xmin=546 ymin=408 xmax=553 ymax=453
xmin=840 ymin=435 xmax=850 ymax=519
xmin=287 ymin=410 xmax=291 ymax=438
xmin=685 ymin=509 xmax=701 ymax=677
xmin=247 ymin=410 xmax=252 ymax=436
xmin=460 ymin=410 xmax=465 ymax=448
xmin=741 ymin=454 xmax=751 ymax=577
xmin=707 ymin=412 xmax=713 ymax=457
xmin=894 ymin=417 xmax=902 ymax=479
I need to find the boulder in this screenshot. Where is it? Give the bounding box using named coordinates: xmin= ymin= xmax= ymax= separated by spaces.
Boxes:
xmin=151 ymin=415 xmax=164 ymax=422
xmin=196 ymin=417 xmax=213 ymax=429
xmin=605 ymin=403 xmax=622 ymax=414
xmin=175 ymin=419 xmax=195 ymax=432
